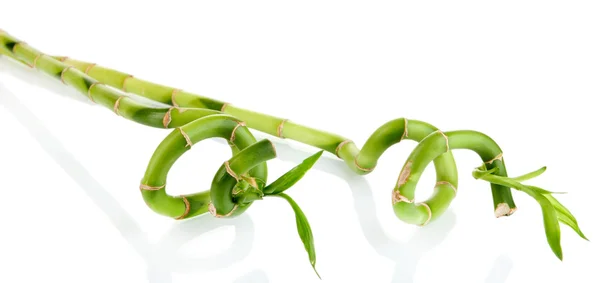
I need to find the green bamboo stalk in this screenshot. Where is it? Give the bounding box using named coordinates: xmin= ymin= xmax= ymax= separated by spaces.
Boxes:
xmin=2 ymin=30 xmax=586 ymax=262
xmin=0 ymin=30 xmax=516 ymax=220
xmin=0 ymin=31 xmax=273 ymax=221
xmin=51 ymin=55 xmax=517 ymax=220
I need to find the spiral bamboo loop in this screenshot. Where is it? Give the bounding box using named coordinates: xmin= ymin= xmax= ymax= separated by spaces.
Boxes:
xmin=0 ymin=29 xmax=587 ymax=270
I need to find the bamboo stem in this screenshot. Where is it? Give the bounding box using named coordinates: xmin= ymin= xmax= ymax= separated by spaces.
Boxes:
xmin=0 ymin=30 xmax=516 ymax=223
xmin=0 ymin=31 xmax=271 ymax=220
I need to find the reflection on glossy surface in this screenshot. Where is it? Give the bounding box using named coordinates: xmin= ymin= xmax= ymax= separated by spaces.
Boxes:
xmin=271 ymin=138 xmax=513 ymax=283
xmin=1 ymin=56 xmax=511 ymax=282
xmin=0 ymin=75 xmax=266 ymax=283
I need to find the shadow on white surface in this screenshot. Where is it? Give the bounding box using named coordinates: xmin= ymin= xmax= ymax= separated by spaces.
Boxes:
xmin=1 ymin=57 xmax=511 ymax=283
xmin=271 ymin=139 xmax=514 ymax=283
xmin=0 ymin=78 xmax=267 ymax=283
xmin=233 ymin=269 xmax=269 ymax=283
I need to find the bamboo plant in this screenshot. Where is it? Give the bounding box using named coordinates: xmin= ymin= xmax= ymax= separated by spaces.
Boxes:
xmin=0 ymin=30 xmax=588 ymax=277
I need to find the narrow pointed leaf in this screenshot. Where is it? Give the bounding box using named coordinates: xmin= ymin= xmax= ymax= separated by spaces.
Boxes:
xmin=472 ymin=165 xmax=499 ymax=179
xmin=545 ymin=194 xmax=588 ymax=241
xmin=526 ymin=185 xmax=567 ymax=195
xmin=512 ymin=185 xmax=563 ymax=260
xmin=263 ymin=150 xmax=323 ymax=195
xmin=512 ymin=166 xmax=547 ymax=182
xmin=476 ymin=172 xmax=563 ymax=260
xmin=273 ymin=193 xmax=321 ymax=279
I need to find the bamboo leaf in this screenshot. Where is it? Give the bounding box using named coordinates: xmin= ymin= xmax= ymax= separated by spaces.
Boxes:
xmin=545 ymin=194 xmax=588 ymax=241
xmin=472 ymin=164 xmax=499 ymax=179
xmin=263 ymin=150 xmax=323 ymax=195
xmin=526 ymin=185 xmax=567 ymax=195
xmin=518 ymin=185 xmax=563 ymax=260
xmin=273 ymin=193 xmax=321 ymax=279
xmin=512 ymin=166 xmax=547 ymax=182
xmin=474 ymin=170 xmax=564 ymax=260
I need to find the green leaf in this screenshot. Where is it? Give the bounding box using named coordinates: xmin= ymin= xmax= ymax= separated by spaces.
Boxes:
xmin=511 ymin=166 xmax=547 ymax=182
xmin=545 ymin=194 xmax=588 ymax=241
xmin=472 ymin=164 xmax=499 ymax=179
xmin=517 ymin=185 xmax=563 ymax=261
xmin=273 ymin=193 xmax=321 ymax=279
xmin=526 ymin=185 xmax=567 ymax=195
xmin=263 ymin=150 xmax=323 ymax=195
xmin=473 ymin=169 xmax=565 ymax=260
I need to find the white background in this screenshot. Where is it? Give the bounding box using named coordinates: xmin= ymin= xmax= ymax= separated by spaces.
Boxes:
xmin=1 ymin=1 xmax=599 ymax=282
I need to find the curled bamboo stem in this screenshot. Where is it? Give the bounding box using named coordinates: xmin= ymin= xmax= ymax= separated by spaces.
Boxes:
xmin=0 ymin=31 xmax=586 ymax=264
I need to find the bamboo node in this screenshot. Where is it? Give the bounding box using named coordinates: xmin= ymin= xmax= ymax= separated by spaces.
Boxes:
xmin=485 ymin=153 xmax=503 ymax=164
xmin=12 ymin=41 xmax=26 ymax=53
xmin=335 ymin=140 xmax=352 ymax=158
xmin=208 ymin=202 xmax=239 ymax=218
xmin=277 ymin=119 xmax=287 ymax=138
xmin=224 ymin=161 xmax=240 ymax=181
xmin=230 ymin=121 xmax=246 ymax=143
xmin=354 ymin=157 xmax=374 ymax=172
xmin=163 ymin=107 xmax=175 ymax=128
xmin=417 ymin=202 xmax=432 ymax=226
xmin=435 ymin=180 xmax=457 ymax=195
xmin=87 ymin=82 xmax=102 ymax=103
xmin=402 ymin=118 xmax=409 ymax=140
xmin=31 ymin=53 xmax=43 ymax=69
xmin=175 ymin=196 xmax=191 ymax=220
xmin=58 ymin=56 xmax=69 ymax=62
xmin=220 ymin=103 xmax=229 ymax=112
xmin=60 ymin=66 xmax=75 ymax=85
xmin=437 ymin=130 xmax=449 ymax=153
xmin=84 ymin=63 xmax=96 ymax=74
xmin=139 ymin=183 xmax=166 ymax=191
xmin=178 ymin=127 xmax=193 ymax=148
xmin=396 ymin=161 xmax=413 ymax=187
xmin=122 ymin=75 xmax=133 ymax=92
xmin=208 ymin=202 xmax=217 ymax=216
xmin=171 ymin=89 xmax=182 ymax=107
xmin=392 ymin=190 xmax=414 ymax=204
xmin=114 ymin=96 xmax=124 ymax=116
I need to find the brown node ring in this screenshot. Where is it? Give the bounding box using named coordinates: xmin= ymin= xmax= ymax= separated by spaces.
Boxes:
xmin=208 ymin=202 xmax=239 ymax=218
xmin=485 ymin=153 xmax=503 ymax=164
xmin=417 ymin=202 xmax=432 ymax=226
xmin=220 ymin=103 xmax=229 ymax=112
xmin=139 ymin=183 xmax=166 ymax=191
xmin=87 ymin=82 xmax=103 ymax=103
xmin=224 ymin=161 xmax=240 ymax=181
xmin=84 ymin=63 xmax=96 ymax=75
xmin=171 ymin=89 xmax=182 ymax=107
xmin=60 ymin=66 xmax=75 ymax=85
xmin=113 ymin=96 xmax=125 ymax=116
xmin=354 ymin=156 xmax=374 ymax=172
xmin=437 ymin=130 xmax=450 ymax=153
xmin=277 ymin=119 xmax=287 ymax=138
xmin=392 ymin=190 xmax=414 ymax=204
xmin=31 ymin=53 xmax=43 ymax=69
xmin=436 ymin=180 xmax=457 ymax=196
xmin=163 ymin=107 xmax=175 ymax=128
xmin=335 ymin=140 xmax=352 ymax=158
xmin=178 ymin=127 xmax=193 ymax=148
xmin=401 ymin=118 xmax=409 ymax=140
xmin=122 ymin=75 xmax=134 ymax=92
xmin=230 ymin=121 xmax=246 ymax=143
xmin=12 ymin=41 xmax=26 ymax=54
xmin=175 ymin=196 xmax=190 ymax=220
